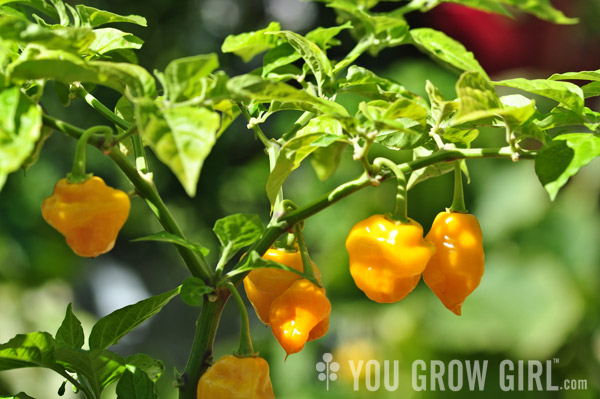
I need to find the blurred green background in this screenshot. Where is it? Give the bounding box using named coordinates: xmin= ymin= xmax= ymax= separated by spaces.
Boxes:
xmin=0 ymin=0 xmax=599 ymax=398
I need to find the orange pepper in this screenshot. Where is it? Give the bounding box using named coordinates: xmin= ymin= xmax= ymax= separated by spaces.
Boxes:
xmin=423 ymin=211 xmax=485 ymax=315
xmin=243 ymin=247 xmax=320 ymax=324
xmin=197 ymin=355 xmax=275 ymax=399
xmin=346 ymin=214 xmax=435 ymax=303
xmin=268 ymin=279 xmax=331 ymax=356
xmin=41 ymin=177 xmax=130 ymax=257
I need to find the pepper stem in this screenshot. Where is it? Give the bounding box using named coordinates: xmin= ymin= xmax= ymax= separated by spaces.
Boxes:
xmin=373 ymin=157 xmax=409 ymax=224
xmin=449 ymin=161 xmax=467 ymax=213
xmin=293 ymin=223 xmax=315 ymax=282
xmin=67 ymin=126 xmax=112 ymax=184
xmin=225 ymin=282 xmax=255 ymax=357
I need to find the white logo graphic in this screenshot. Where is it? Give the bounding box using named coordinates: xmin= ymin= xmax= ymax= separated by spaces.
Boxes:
xmin=316 ymin=353 xmax=340 ymax=391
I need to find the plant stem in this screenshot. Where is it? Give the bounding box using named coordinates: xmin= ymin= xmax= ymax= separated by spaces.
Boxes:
xmin=74 ymin=84 xmax=132 ymax=130
xmin=294 ymin=223 xmax=315 ymax=281
xmin=281 ymin=111 xmax=313 ymax=141
xmin=373 ymin=157 xmax=409 ymax=223
xmin=180 ymin=291 xmax=228 ymax=399
xmin=42 ymin=114 xmax=213 ymax=283
xmin=225 ymin=282 xmax=255 ymax=357
xmin=67 ymin=126 xmax=102 ymax=183
xmin=54 ymin=368 xmax=95 ymax=399
xmin=236 ymin=101 xmax=272 ymax=148
xmin=449 ymin=161 xmax=467 ymax=213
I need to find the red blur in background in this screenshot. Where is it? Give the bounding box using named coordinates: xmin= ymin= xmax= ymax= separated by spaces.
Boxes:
xmin=427 ymin=1 xmax=600 ymax=76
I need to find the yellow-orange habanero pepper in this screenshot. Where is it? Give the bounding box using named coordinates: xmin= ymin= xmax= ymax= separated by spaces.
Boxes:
xmin=41 ymin=176 xmax=130 ymax=257
xmin=423 ymin=211 xmax=485 ymax=315
xmin=197 ymin=355 xmax=275 ymax=399
xmin=345 ymin=214 xmax=436 ymax=303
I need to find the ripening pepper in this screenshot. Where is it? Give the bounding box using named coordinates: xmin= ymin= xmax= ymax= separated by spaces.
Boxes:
xmin=196 ymin=355 xmax=275 ymax=399
xmin=269 ymin=278 xmax=331 ymax=356
xmin=243 ymin=247 xmax=321 ymax=325
xmin=41 ymin=176 xmax=130 ymax=257
xmin=345 ymin=214 xmax=436 ymax=303
xmin=423 ymin=211 xmax=485 ymax=315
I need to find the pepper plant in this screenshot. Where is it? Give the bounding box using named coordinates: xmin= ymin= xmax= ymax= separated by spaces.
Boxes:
xmin=0 ymin=0 xmax=599 ymax=398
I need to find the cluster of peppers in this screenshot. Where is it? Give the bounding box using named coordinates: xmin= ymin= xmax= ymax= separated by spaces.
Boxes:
xmin=40 ymin=126 xmax=483 ymax=398
xmin=346 ymin=161 xmax=485 ymax=315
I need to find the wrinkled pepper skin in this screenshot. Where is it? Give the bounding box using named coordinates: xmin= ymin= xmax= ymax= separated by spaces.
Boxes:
xmin=345 ymin=215 xmax=436 ymax=303
xmin=423 ymin=211 xmax=485 ymax=316
xmin=243 ymin=247 xmax=320 ymax=324
xmin=41 ymin=177 xmax=130 ymax=257
xmin=196 ymin=355 xmax=275 ymax=399
xmin=269 ymin=279 xmax=331 ymax=356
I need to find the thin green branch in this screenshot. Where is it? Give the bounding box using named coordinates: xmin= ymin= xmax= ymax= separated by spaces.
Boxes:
xmin=449 ymin=161 xmax=467 ymax=213
xmin=41 ymin=114 xmax=213 ymax=283
xmin=373 ymin=157 xmax=409 ymax=223
xmin=225 ymin=282 xmax=255 ymax=357
xmin=73 ymin=84 xmax=132 ymax=130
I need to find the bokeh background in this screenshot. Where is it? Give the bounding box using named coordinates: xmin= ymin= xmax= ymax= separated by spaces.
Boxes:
xmin=0 ymin=0 xmax=599 ymax=398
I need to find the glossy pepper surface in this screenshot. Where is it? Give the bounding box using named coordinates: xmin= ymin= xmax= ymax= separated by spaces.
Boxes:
xmin=41 ymin=176 xmax=130 ymax=257
xmin=345 ymin=214 xmax=436 ymax=303
xmin=423 ymin=211 xmax=485 ymax=315
xmin=243 ymin=247 xmax=320 ymax=324
xmin=269 ymin=278 xmax=331 ymax=356
xmin=196 ymin=355 xmax=275 ymax=399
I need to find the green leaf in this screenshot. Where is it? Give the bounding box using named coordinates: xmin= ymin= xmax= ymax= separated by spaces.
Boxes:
xmin=88 ymin=286 xmax=181 ymax=350
xmin=426 ymin=79 xmax=458 ymax=127
xmin=305 ymin=21 xmax=352 ymax=50
xmin=410 ymin=28 xmax=488 ymax=79
xmin=221 ymin=21 xmax=281 ymax=62
xmin=9 ymin=45 xmax=156 ymax=97
xmin=230 ymin=251 xmax=310 ymax=281
xmin=213 ymin=213 xmax=264 ymax=262
xmin=494 ymin=77 xmax=584 ymax=115
xmin=131 ymin=231 xmax=210 ymax=257
xmin=88 ymin=28 xmax=144 ymax=56
xmin=0 ymin=393 xmax=36 ymax=399
xmin=0 ymin=17 xmax=95 ymax=52
xmin=408 ymin=145 xmax=455 ymax=189
xmin=549 ymin=70 xmax=600 ymax=82
xmin=274 ymin=31 xmax=332 ymax=92
xmin=534 ymin=133 xmax=600 ymax=200
xmin=75 ymin=5 xmax=147 ymax=28
xmin=262 ymin=43 xmax=302 ymax=77
xmin=338 ymin=65 xmax=417 ymax=102
xmin=582 ymin=82 xmax=600 ymax=98
xmin=55 ymin=348 xmax=125 ymax=397
xmin=180 ymin=277 xmax=213 ymax=307
xmin=227 ymin=74 xmax=348 ymax=116
xmin=20 ymin=124 xmax=51 ymax=172
xmin=125 ymin=353 xmax=165 ymax=383
xmin=116 ymin=368 xmax=156 ymax=399
xmin=0 ymin=332 xmax=55 ymax=371
xmin=55 ymin=303 xmax=84 ymax=349
xmin=501 ymin=0 xmax=577 ymax=24
xmin=453 ymin=71 xmax=500 ymax=122
xmin=266 ymin=126 xmax=347 ymax=205
xmin=311 ymin=142 xmax=346 ymax=181
xmin=161 ymin=53 xmax=219 ymax=102
xmin=135 ymin=101 xmax=220 ymax=197
xmin=0 ymin=86 xmax=42 ymax=192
